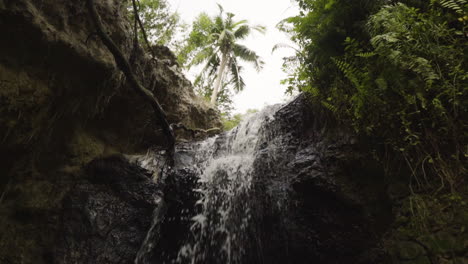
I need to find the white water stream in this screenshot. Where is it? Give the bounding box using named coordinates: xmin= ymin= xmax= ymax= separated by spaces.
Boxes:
xmin=174 ymin=105 xmax=282 ymax=264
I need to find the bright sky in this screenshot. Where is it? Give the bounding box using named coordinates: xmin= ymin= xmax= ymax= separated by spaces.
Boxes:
xmin=167 ymin=0 xmax=299 ymax=114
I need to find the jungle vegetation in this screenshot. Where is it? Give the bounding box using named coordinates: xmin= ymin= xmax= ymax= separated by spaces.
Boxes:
xmin=127 ymin=1 xmax=265 ymax=127
xmin=178 ymin=5 xmax=265 ymax=106
xmin=281 ymin=0 xmax=467 ymax=193
xmin=128 ymin=0 xmax=467 ymax=180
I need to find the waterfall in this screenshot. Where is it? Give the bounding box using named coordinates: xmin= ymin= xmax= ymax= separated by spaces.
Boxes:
xmin=174 ymin=105 xmax=281 ymax=264
xmin=134 ymin=94 xmax=383 ymax=264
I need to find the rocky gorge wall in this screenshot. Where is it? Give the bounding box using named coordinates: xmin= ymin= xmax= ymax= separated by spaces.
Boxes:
xmin=1 ymin=1 xmax=466 ymax=264
xmin=151 ymin=95 xmax=468 ymax=264
xmin=0 ymin=0 xmax=219 ymax=263
xmin=147 ymin=95 xmax=393 ymax=264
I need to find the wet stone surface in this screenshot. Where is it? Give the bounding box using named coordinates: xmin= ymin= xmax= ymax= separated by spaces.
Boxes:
xmin=142 ymin=95 xmax=392 ymax=264
xmin=55 ymin=155 xmax=163 ymax=264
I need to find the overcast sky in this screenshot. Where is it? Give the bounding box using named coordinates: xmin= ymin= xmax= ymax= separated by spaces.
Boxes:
xmin=167 ymin=0 xmax=299 ymax=114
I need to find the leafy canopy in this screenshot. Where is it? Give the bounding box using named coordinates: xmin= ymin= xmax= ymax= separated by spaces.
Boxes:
xmin=284 ymin=0 xmax=467 ymax=190
xmin=127 ymin=0 xmax=184 ymax=48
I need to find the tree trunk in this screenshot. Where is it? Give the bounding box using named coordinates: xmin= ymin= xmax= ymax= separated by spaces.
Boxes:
xmin=211 ymin=52 xmax=229 ymax=105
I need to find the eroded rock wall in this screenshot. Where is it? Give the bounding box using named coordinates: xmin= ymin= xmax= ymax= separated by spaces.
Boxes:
xmin=0 ymin=0 xmax=219 ymax=263
xmin=150 ymin=95 xmax=393 ymax=264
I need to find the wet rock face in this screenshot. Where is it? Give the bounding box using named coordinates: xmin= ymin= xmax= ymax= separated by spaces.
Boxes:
xmin=0 ymin=154 xmax=164 ymax=264
xmin=0 ymin=0 xmax=220 ymax=168
xmin=249 ymin=95 xmax=392 ymax=263
xmin=138 ymin=166 xmax=201 ymax=264
xmin=56 ymin=155 xmax=163 ymax=264
xmin=150 ymin=95 xmax=392 ymax=264
xmin=0 ymin=0 xmax=219 ymax=262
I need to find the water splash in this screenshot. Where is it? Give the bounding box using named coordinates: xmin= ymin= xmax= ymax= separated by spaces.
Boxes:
xmin=174 ymin=105 xmax=281 ymax=264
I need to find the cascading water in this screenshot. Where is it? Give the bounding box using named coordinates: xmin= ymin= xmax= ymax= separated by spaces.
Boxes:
xmin=174 ymin=105 xmax=282 ymax=264
xmin=136 ymin=95 xmax=384 ymax=264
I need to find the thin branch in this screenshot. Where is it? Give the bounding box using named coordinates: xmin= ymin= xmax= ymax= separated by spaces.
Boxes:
xmin=132 ymin=4 xmax=138 ymax=47
xmin=172 ymin=123 xmax=221 ymax=138
xmin=132 ymin=0 xmax=156 ymax=59
xmin=86 ymin=0 xmax=175 ymax=150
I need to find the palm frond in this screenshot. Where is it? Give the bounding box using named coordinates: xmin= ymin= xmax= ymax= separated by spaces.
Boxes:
xmin=233 ymin=19 xmax=248 ymax=28
xmin=228 ymin=57 xmax=246 ymax=92
xmin=233 ymin=44 xmax=264 ymax=71
xmin=201 ymin=52 xmax=220 ymax=75
xmin=190 ymin=46 xmax=215 ymax=67
xmin=214 ymin=15 xmax=225 ymax=31
xmin=224 ymin=29 xmax=235 ymax=41
xmin=283 ymin=55 xmax=299 ymax=64
xmin=271 ymin=43 xmax=299 ymax=53
xmin=218 ymin=30 xmax=227 ymax=43
xmin=226 ymin=12 xmax=235 ymax=28
xmin=216 ymin=3 xmax=224 ymax=14
xmin=185 ymin=3 xmax=265 ymax=105
xmin=234 ymin=25 xmax=251 ymax=39
xmin=189 ymin=44 xmax=220 ymax=68
xmin=252 ymin=25 xmax=267 ymax=34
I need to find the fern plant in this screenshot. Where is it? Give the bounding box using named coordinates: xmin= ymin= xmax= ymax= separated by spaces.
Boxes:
xmin=438 ymin=0 xmax=467 ymax=14
xmin=287 ymin=0 xmax=467 ymax=191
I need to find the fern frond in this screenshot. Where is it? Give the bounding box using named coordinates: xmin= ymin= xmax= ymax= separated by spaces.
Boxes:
xmin=439 ymin=0 xmax=467 ymax=14
xmin=356 ymin=52 xmax=376 ymax=58
xmin=332 ymin=57 xmax=361 ymax=87
xmin=308 ymin=86 xmax=320 ymax=97
xmin=321 ymin=101 xmax=338 ymax=113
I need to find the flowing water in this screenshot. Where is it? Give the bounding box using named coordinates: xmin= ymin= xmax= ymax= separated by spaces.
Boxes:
xmin=134 ymin=104 xmax=285 ymax=264
xmin=172 ymin=105 xmax=282 ymax=264
xmin=130 ymin=104 xmax=288 ymax=264
xmin=134 ymin=97 xmax=322 ymax=264
xmin=134 ymin=95 xmax=378 ymax=264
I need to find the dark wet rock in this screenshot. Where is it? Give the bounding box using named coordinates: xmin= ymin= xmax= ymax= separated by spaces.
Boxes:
xmin=56 ymin=155 xmax=164 ymax=263
xmin=138 ymin=167 xmax=200 ymax=263
xmin=245 ymin=95 xmax=392 ymax=264
xmin=0 ymin=0 xmax=220 ymax=179
xmin=54 ymin=155 xmax=163 ymax=264
xmin=149 ymin=94 xmax=393 ymax=264
xmin=0 ymin=154 xmax=164 ymax=264
xmin=0 ymin=0 xmax=219 ymax=262
xmin=1 ymin=0 xmax=463 ymax=262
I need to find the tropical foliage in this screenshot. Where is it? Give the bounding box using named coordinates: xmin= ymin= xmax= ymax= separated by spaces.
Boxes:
xmin=179 ymin=5 xmax=266 ymax=105
xmin=221 ymin=109 xmax=259 ymax=131
xmin=127 ymin=0 xmax=184 ymax=48
xmin=194 ymin=77 xmax=235 ymax=115
xmin=284 ymin=0 xmax=467 ymax=190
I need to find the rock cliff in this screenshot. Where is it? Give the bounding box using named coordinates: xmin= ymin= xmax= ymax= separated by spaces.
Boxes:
xmin=0 ymin=0 xmax=219 ymax=263
xmin=2 ymin=1 xmax=465 ymax=264
xmin=148 ymin=95 xmax=392 ymax=264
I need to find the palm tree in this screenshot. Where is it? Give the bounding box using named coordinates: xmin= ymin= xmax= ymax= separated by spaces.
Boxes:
xmin=187 ymin=5 xmax=266 ymax=105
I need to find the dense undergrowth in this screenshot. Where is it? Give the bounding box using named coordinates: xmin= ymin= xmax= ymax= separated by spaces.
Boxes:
xmin=285 ymin=0 xmax=466 ymax=192
xmin=283 ymin=0 xmax=467 ymax=260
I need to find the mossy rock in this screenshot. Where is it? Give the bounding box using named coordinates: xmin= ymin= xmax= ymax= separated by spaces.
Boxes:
xmin=67 ymin=128 xmax=106 ymax=166
xmin=397 ymin=241 xmax=425 ymax=260
xmin=419 ymin=232 xmax=461 ymax=255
